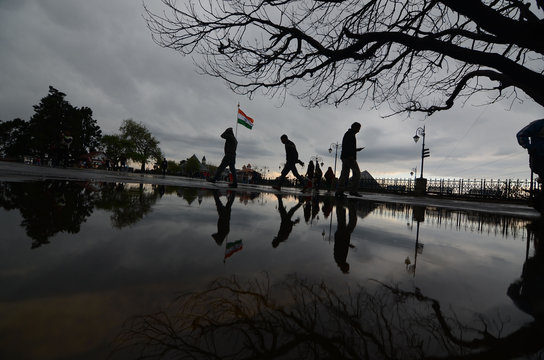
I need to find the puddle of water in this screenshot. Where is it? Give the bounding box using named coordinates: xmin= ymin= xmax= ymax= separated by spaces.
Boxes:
xmin=0 ymin=180 xmax=542 ymax=359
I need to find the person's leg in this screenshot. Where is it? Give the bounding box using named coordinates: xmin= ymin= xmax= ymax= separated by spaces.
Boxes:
xmin=228 ymin=157 xmax=237 ymax=186
xmin=349 ymin=160 xmax=361 ymax=193
xmin=290 ymin=164 xmax=306 ymax=187
xmin=275 ymin=163 xmax=291 ymax=188
xmin=336 ymin=160 xmax=349 ymax=195
xmin=213 ymin=157 xmax=228 ymax=181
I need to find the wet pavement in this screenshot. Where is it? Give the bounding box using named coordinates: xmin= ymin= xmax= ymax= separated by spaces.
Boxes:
xmin=0 ymin=161 xmax=539 ymax=218
xmin=1 ymin=161 xmax=543 ymax=359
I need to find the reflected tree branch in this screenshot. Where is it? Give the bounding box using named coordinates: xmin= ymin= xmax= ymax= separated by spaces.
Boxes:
xmin=111 ymin=274 xmax=544 ymax=359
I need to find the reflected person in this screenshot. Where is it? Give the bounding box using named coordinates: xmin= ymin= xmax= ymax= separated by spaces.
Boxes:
xmin=272 ymin=195 xmax=303 ymax=248
xmin=311 ymin=194 xmax=320 ymax=222
xmin=508 ymin=217 xmax=544 ymax=319
xmin=334 ymin=199 xmax=358 ymax=273
xmin=212 ymin=190 xmax=235 ymax=246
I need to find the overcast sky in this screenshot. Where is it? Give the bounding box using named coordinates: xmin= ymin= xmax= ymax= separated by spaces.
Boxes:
xmin=1 ymin=0 xmax=542 ymax=180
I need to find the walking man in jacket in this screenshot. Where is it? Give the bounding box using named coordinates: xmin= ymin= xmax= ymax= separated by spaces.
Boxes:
xmin=335 ymin=122 xmax=364 ymax=198
xmin=517 ymin=119 xmax=544 ymax=212
xmin=208 ymin=127 xmax=238 ymax=188
xmin=273 ymin=134 xmax=307 ymax=191
xmin=517 ymin=119 xmax=544 ymax=181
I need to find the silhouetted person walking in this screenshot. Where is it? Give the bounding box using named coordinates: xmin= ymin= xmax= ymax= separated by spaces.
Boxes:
xmin=272 ymin=194 xmax=303 ymax=248
xmin=208 ymin=127 xmax=238 ymax=188
xmin=212 ymin=190 xmax=235 ymax=246
xmin=273 ymin=134 xmax=307 ymax=191
xmin=334 ymin=199 xmax=358 ymax=273
xmin=335 ymin=122 xmax=364 ymax=198
xmin=161 ymin=157 xmax=168 ymax=176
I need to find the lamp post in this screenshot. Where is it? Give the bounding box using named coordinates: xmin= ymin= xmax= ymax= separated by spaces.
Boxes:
xmin=261 ymin=166 xmax=269 ymax=180
xmin=412 ymin=126 xmax=429 ymax=179
xmin=412 ymin=126 xmax=429 ymax=195
xmin=310 ymin=155 xmax=324 ymax=167
xmin=328 ymin=142 xmax=341 ymax=177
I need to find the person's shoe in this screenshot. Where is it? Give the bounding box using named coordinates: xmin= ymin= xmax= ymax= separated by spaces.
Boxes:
xmin=349 ymin=191 xmax=362 ymax=197
xmin=206 ymin=178 xmax=216 ymax=183
xmin=229 ymin=183 xmax=238 ymax=188
xmin=272 ymin=185 xmax=281 ymax=191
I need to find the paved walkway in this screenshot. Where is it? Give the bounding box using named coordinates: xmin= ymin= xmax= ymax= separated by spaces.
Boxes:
xmin=0 ymin=161 xmax=540 ymax=218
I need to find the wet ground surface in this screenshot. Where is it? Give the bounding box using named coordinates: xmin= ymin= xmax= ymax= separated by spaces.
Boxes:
xmin=1 ymin=161 xmax=540 ymax=218
xmin=1 ymin=162 xmax=543 ymax=359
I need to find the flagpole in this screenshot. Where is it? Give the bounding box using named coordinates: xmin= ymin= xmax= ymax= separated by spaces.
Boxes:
xmin=235 ymin=103 xmax=240 ymax=137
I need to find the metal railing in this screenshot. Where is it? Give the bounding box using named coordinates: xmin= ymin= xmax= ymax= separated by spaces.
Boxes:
xmin=361 ymin=177 xmax=539 ymax=201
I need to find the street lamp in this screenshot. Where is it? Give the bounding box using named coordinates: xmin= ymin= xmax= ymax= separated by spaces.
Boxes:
xmin=310 ymin=155 xmax=324 ymax=167
xmin=328 ymin=142 xmax=342 ymax=177
xmin=260 ymin=166 xmax=269 ymax=180
xmin=412 ymin=126 xmax=429 ymax=179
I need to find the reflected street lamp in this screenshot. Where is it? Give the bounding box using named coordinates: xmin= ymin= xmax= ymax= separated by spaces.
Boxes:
xmin=328 ymin=142 xmax=342 ymax=177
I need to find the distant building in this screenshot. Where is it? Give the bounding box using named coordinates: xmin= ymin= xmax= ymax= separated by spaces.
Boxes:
xmin=180 ymin=154 xmax=209 ymax=178
xmin=360 ymin=170 xmax=381 ymax=190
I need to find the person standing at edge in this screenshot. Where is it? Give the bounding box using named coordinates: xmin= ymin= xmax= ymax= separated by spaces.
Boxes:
xmin=208 ymin=127 xmax=238 ymax=188
xmin=335 ymin=122 xmax=364 ymax=198
xmin=517 ymin=119 xmax=544 ymax=182
xmin=517 ymin=118 xmax=544 ymax=212
xmin=324 ymin=166 xmax=335 ymax=192
xmin=305 ymin=160 xmax=315 ymax=184
xmin=273 ymin=134 xmax=307 ymax=191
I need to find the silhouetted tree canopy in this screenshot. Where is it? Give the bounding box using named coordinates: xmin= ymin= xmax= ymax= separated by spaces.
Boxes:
xmin=0 ymin=118 xmax=31 ymax=159
xmin=0 ymin=86 xmax=102 ymax=162
xmin=145 ymin=0 xmax=544 ymax=116
xmin=119 ymin=119 xmax=163 ymax=172
xmin=101 ymin=134 xmax=131 ymax=168
xmin=29 ymin=86 xmax=102 ymax=159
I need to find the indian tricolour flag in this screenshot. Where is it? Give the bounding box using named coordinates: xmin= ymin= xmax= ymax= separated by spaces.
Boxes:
xmin=237 ymin=108 xmax=254 ymax=130
xmin=224 ymin=239 xmax=243 ymax=260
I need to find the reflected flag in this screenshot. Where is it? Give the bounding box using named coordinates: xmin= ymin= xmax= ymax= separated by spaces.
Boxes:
xmin=224 ymin=239 xmax=243 ymax=260
xmin=237 ymin=108 xmax=254 ymax=130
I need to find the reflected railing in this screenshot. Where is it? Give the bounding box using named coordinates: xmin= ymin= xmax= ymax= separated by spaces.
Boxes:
xmin=371 ymin=201 xmax=531 ymax=239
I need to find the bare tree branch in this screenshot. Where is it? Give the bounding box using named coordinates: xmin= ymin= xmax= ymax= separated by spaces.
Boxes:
xmin=144 ymin=0 xmax=544 ymax=116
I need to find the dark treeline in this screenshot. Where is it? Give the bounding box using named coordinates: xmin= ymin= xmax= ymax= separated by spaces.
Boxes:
xmin=0 ymin=86 xmax=163 ymax=170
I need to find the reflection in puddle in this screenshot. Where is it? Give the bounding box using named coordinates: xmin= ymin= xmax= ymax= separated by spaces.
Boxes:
xmin=0 ymin=180 xmax=542 ymax=359
xmin=114 ymin=270 xmax=544 ymax=360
